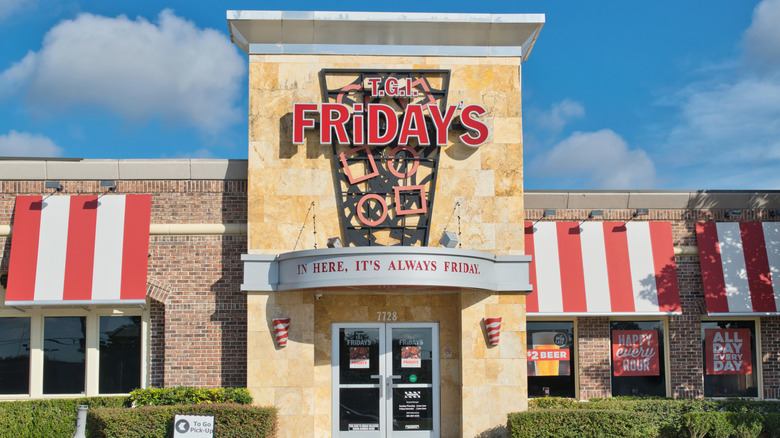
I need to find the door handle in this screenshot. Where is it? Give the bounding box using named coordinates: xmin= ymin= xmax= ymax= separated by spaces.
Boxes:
xmin=387 ymin=375 xmax=401 ymax=391
xmin=371 ymin=374 xmax=384 ymax=398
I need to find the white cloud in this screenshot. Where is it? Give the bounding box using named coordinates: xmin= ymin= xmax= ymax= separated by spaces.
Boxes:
xmin=0 ymin=9 xmax=245 ymax=133
xmin=534 ymin=99 xmax=585 ymax=132
xmin=743 ymin=0 xmax=780 ymax=71
xmin=657 ymin=0 xmax=780 ymax=188
xmin=533 ymin=129 xmax=656 ymax=189
xmin=0 ymin=130 xmax=62 ymax=157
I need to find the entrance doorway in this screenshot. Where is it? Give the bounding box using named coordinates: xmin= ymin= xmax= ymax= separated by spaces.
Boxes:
xmin=332 ymin=323 xmax=440 ymax=437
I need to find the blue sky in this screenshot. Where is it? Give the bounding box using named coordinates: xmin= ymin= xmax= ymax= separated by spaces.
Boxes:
xmin=1 ymin=0 xmax=778 ymax=190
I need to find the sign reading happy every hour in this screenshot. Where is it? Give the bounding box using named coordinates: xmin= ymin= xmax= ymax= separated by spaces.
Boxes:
xmin=612 ymin=329 xmax=659 ymax=377
xmin=705 ymin=328 xmax=752 ymax=375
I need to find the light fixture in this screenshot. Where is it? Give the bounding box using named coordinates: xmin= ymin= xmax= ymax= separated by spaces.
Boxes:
xmin=588 ymin=210 xmax=604 ymax=219
xmin=273 ymin=317 xmax=290 ymax=348
xmin=439 ymin=231 xmax=458 ymax=248
xmin=0 ymin=273 xmax=7 ymax=289
xmin=724 ymin=209 xmax=742 ymax=219
xmin=543 ymin=209 xmax=557 ymax=218
xmin=633 ymin=208 xmax=649 ymax=218
xmin=484 ymin=317 xmax=502 ymax=346
xmin=100 ymin=180 xmax=117 ymax=192
xmin=327 ymin=237 xmax=343 ymax=248
xmin=45 ymin=181 xmax=63 ymax=192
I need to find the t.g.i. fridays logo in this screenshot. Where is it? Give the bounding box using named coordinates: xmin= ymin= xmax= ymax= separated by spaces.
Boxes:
xmin=292 ymin=70 xmax=490 ymax=247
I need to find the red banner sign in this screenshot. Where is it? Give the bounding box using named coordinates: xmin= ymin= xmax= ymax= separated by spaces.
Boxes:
xmin=612 ymin=329 xmax=659 ymax=376
xmin=705 ymin=328 xmax=752 ymax=375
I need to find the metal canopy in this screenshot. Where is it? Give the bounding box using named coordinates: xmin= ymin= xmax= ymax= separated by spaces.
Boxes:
xmin=227 ymin=10 xmax=545 ymax=60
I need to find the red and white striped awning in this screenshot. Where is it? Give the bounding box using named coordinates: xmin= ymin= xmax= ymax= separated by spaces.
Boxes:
xmin=524 ymin=221 xmax=682 ymax=316
xmin=695 ymin=222 xmax=780 ymax=315
xmin=5 ymin=195 xmax=152 ymax=306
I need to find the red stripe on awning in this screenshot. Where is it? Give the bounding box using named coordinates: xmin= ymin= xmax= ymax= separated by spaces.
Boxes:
xmin=557 ymin=223 xmax=588 ymax=313
xmin=649 ymin=222 xmax=682 ymax=313
xmin=6 ymin=194 xmax=152 ymax=306
xmin=603 ymin=222 xmax=635 ymax=313
xmin=524 ymin=222 xmax=539 ymax=313
xmin=6 ymin=196 xmax=43 ymax=303
xmin=63 ymin=196 xmax=98 ymax=301
xmin=525 ymin=221 xmax=681 ymax=315
xmin=740 ymin=222 xmax=776 ymax=313
xmin=696 ymin=222 xmax=780 ymax=314
xmin=121 ymin=195 xmax=152 ymax=301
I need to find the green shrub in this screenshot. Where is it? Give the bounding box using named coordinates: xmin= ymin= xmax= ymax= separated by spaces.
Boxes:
xmin=128 ymin=387 xmax=252 ymax=406
xmin=726 ymin=412 xmax=764 ymax=438
xmin=682 ymin=412 xmax=734 ymax=438
xmin=87 ymin=403 xmax=276 ymax=438
xmin=765 ymin=413 xmax=780 ymax=438
xmin=507 ymin=409 xmax=658 ymax=438
xmin=0 ymin=397 xmax=125 ymax=438
xmin=528 ymin=397 xmax=576 ymax=410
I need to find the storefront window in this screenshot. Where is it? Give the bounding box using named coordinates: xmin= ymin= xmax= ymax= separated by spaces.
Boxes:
xmin=0 ymin=317 xmax=30 ymax=395
xmin=527 ymin=321 xmax=575 ymax=398
xmin=99 ymin=316 xmax=142 ymax=394
xmin=702 ymin=320 xmax=758 ymax=398
xmin=43 ymin=316 xmax=86 ymax=394
xmin=610 ymin=320 xmax=666 ymax=397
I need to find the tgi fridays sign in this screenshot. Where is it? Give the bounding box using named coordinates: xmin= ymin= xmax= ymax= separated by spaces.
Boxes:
xmin=292 ymin=70 xmax=489 ymax=247
xmin=705 ymin=328 xmax=752 ymax=375
xmin=612 ymin=330 xmax=660 ymax=377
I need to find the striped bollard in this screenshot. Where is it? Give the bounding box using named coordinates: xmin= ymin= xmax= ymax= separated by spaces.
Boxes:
xmin=273 ymin=317 xmax=291 ymax=348
xmin=484 ymin=317 xmax=502 ymax=346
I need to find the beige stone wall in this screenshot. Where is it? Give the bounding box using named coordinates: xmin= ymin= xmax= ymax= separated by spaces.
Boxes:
xmin=247 ymin=54 xmax=524 ymax=255
xmin=247 ymin=54 xmax=527 ymax=437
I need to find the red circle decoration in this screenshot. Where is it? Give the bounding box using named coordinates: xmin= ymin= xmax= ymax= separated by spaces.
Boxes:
xmin=388 ymin=145 xmax=420 ymax=178
xmin=357 ymin=194 xmax=388 ymax=226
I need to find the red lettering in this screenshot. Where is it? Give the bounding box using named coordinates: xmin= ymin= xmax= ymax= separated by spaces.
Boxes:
xmin=368 ymin=104 xmax=398 ymax=145
xmin=385 ymin=77 xmax=399 ymax=96
xmin=398 ymin=104 xmax=429 ymax=145
xmin=352 ymin=104 xmax=364 ymax=145
xmin=367 ymin=77 xmax=381 ymax=96
xmin=459 ymin=104 xmax=489 ymax=147
xmin=320 ymin=103 xmax=350 ymax=144
xmin=427 ymin=104 xmax=458 ymax=146
xmin=292 ymin=103 xmax=318 ymax=144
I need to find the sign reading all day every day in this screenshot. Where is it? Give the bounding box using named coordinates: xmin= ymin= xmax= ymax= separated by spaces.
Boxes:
xmin=705 ymin=328 xmax=752 ymax=375
xmin=611 ymin=330 xmax=660 ymax=377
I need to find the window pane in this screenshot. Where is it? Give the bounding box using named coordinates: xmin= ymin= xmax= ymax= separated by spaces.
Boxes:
xmin=527 ymin=321 xmax=575 ymax=398
xmin=0 ymin=317 xmax=30 ymax=394
xmin=610 ymin=320 xmax=666 ymax=396
xmin=43 ymin=317 xmax=86 ymax=394
xmin=99 ymin=316 xmax=142 ymax=394
xmin=702 ymin=320 xmax=758 ymax=397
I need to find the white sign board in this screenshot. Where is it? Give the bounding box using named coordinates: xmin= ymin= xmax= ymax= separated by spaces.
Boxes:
xmin=173 ymin=414 xmax=214 ymax=438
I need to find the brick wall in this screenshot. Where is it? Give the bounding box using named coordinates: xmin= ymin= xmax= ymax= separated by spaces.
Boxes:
xmin=0 ymin=179 xmax=248 ymax=388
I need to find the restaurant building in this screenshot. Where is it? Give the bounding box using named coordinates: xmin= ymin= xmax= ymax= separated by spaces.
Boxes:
xmin=0 ymin=10 xmax=779 ymax=438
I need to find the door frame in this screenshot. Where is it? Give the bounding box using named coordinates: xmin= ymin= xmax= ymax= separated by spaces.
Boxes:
xmin=331 ymin=322 xmax=440 ymax=438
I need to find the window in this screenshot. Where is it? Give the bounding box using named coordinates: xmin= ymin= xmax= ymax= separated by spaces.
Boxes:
xmin=99 ymin=316 xmax=142 ymax=394
xmin=702 ymin=320 xmax=758 ymax=398
xmin=0 ymin=317 xmax=30 ymax=395
xmin=610 ymin=320 xmax=666 ymax=397
xmin=527 ymin=321 xmax=575 ymax=398
xmin=44 ymin=317 xmax=86 ymax=394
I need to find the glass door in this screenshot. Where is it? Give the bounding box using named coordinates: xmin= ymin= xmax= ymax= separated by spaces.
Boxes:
xmin=333 ymin=323 xmax=439 ymax=438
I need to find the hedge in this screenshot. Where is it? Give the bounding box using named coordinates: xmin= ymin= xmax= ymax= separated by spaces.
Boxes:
xmin=87 ymin=403 xmax=277 ymax=438
xmin=507 ymin=409 xmax=659 ymax=438
xmin=528 ymin=397 xmax=780 ymax=437
xmin=128 ymin=387 xmax=252 ymax=406
xmin=0 ymin=397 xmax=125 ymax=438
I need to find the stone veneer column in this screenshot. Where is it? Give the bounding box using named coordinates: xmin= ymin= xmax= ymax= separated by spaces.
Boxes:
xmin=461 ymin=291 xmax=527 ymax=436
